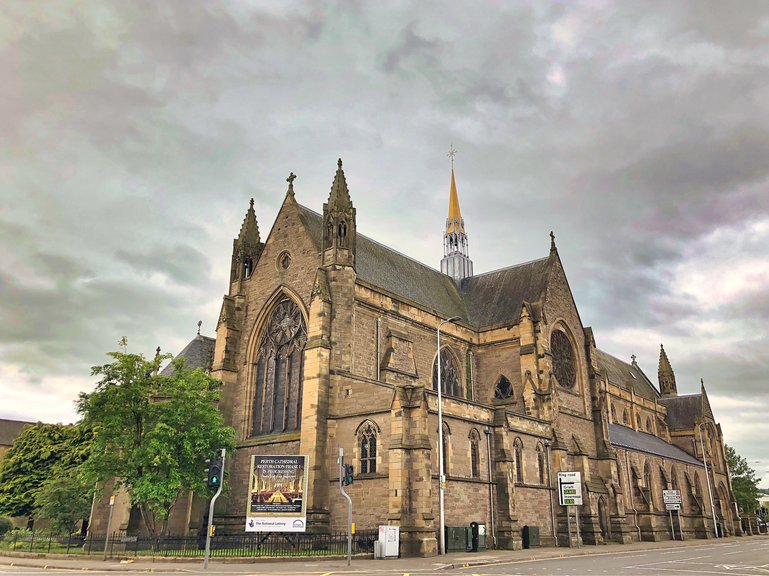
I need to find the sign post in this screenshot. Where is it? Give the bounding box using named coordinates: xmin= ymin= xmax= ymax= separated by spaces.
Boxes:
xmin=557 ymin=472 xmax=583 ymax=548
xmin=663 ymin=489 xmax=682 ymax=540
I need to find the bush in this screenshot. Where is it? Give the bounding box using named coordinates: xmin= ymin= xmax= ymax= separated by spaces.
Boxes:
xmin=0 ymin=517 xmax=12 ymax=535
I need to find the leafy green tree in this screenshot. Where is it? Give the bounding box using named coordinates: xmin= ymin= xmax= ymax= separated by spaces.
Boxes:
xmin=78 ymin=350 xmax=235 ymax=537
xmin=34 ymin=468 xmax=94 ymax=534
xmin=0 ymin=423 xmax=92 ymax=520
xmin=726 ymin=444 xmax=760 ymax=513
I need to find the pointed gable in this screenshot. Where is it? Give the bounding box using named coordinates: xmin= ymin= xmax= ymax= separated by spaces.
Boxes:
xmin=595 ymin=349 xmax=660 ymax=401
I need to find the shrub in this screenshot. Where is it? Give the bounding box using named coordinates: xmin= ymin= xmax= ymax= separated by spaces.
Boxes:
xmin=0 ymin=517 xmax=12 ymax=535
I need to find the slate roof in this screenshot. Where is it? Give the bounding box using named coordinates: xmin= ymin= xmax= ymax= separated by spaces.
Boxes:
xmin=296 ymin=205 xmax=550 ymax=329
xmin=658 ymin=394 xmax=701 ymax=430
xmin=608 ymin=423 xmax=702 ymax=466
xmin=160 ymin=335 xmax=216 ymax=376
xmin=595 ymin=349 xmax=659 ymax=401
xmin=0 ymin=418 xmax=32 ymax=447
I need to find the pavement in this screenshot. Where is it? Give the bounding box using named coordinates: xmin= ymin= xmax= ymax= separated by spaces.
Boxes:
xmin=1 ymin=535 xmax=767 ymax=573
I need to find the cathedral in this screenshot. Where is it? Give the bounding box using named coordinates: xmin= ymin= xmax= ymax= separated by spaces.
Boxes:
xmin=90 ymin=158 xmax=739 ymax=554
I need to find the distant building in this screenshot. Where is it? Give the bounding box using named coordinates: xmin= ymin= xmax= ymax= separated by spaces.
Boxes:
xmin=0 ymin=418 xmax=32 ymax=460
xmin=91 ymin=159 xmax=740 ymax=552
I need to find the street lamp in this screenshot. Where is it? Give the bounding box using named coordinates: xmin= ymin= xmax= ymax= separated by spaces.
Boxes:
xmin=437 ymin=315 xmax=461 ymax=555
xmin=697 ymin=422 xmax=719 ymax=538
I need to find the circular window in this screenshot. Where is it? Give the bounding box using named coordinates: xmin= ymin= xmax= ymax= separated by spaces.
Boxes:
xmin=551 ymin=330 xmax=576 ymax=389
xmin=278 ymin=251 xmax=292 ymax=270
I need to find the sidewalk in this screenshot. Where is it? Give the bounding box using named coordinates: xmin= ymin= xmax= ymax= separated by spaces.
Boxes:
xmin=1 ymin=535 xmax=765 ymax=573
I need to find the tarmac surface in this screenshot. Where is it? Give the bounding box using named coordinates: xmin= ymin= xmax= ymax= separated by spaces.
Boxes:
xmin=1 ymin=535 xmax=767 ymax=574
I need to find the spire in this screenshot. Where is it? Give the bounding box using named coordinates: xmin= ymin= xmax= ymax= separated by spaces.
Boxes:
xmin=441 ymin=145 xmax=473 ymax=282
xmin=230 ymin=198 xmax=262 ymax=285
xmin=658 ymin=344 xmax=677 ymax=397
xmin=322 ymin=158 xmax=356 ymax=267
xmin=328 ymin=158 xmax=352 ymax=208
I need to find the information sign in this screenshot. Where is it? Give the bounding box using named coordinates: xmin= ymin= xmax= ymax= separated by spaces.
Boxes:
xmin=557 ymin=471 xmax=583 ymax=506
xmin=245 ymin=455 xmax=309 ymax=532
xmin=663 ymin=489 xmax=682 ymax=504
xmin=666 ymin=503 xmax=681 ymax=511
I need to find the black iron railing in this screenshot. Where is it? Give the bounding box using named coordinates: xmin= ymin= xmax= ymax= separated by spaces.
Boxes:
xmin=0 ymin=529 xmax=378 ymax=558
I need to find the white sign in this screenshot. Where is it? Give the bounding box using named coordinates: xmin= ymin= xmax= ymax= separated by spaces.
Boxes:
xmin=245 ymin=455 xmax=309 ymax=532
xmin=663 ymin=489 xmax=682 ymax=504
xmin=557 ymin=471 xmax=583 ymax=506
xmin=666 ymin=503 xmax=681 ymax=511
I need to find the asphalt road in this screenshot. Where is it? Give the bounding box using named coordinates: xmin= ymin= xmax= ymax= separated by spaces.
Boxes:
xmin=456 ymin=539 xmax=769 ymax=575
xmin=2 ymin=538 xmax=768 ymax=576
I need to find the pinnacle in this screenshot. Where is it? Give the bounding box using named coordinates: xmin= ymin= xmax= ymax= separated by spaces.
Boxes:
xmin=328 ymin=158 xmax=352 ymax=208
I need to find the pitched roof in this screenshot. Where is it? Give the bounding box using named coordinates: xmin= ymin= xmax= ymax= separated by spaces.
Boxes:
xmin=160 ymin=335 xmax=216 ymax=376
xmin=596 ymin=349 xmax=660 ymax=401
xmin=296 ymin=204 xmax=551 ymax=329
xmin=659 ymin=394 xmax=701 ymax=430
xmin=608 ymin=423 xmax=702 ymax=466
xmin=0 ymin=418 xmax=32 ymax=447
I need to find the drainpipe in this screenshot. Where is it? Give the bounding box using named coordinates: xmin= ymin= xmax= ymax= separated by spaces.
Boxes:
xmin=375 ymin=317 xmax=381 ymax=381
xmin=544 ymin=440 xmax=557 ymax=543
xmin=485 ymin=428 xmax=497 ymax=548
xmin=625 ymin=450 xmax=642 ymax=542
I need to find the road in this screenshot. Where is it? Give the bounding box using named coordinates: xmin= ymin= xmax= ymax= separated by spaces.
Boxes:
xmin=1 ymin=538 xmax=768 ymax=575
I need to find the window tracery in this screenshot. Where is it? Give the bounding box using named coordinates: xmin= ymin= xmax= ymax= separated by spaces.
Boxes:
xmin=551 ymin=330 xmax=576 ymax=388
xmin=432 ymin=348 xmax=461 ymax=397
xmin=494 ymin=375 xmax=513 ymax=400
xmin=251 ymin=299 xmax=307 ymax=436
xmin=358 ymin=421 xmax=378 ymax=474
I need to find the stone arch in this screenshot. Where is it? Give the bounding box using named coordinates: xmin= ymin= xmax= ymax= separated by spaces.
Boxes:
xmin=247 ymin=292 xmax=308 ymax=437
xmin=643 ymin=461 xmax=654 ymax=511
xmin=610 ymin=404 xmax=618 ymax=423
xmin=356 ymin=419 xmax=379 ymax=475
xmin=598 ymin=495 xmax=611 ymax=541
xmin=469 ymin=428 xmax=481 ymax=478
xmin=636 ymin=413 xmax=642 ymax=429
xmin=623 ymin=409 xmax=629 ymax=425
xmin=439 ymin=421 xmax=452 ymax=476
xmin=493 ymin=375 xmax=513 ymax=400
xmin=513 ymin=437 xmax=524 ymax=484
xmin=645 ymin=416 xmax=652 ymax=433
xmin=432 ymin=346 xmax=463 ymax=397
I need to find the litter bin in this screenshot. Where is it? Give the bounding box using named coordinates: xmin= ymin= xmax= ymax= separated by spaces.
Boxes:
xmin=469 ymin=522 xmax=486 ymax=552
xmin=522 ymin=525 xmax=540 ymax=549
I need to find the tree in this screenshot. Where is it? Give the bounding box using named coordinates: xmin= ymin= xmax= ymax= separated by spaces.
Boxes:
xmin=0 ymin=422 xmax=92 ymax=520
xmin=725 ymin=444 xmax=760 ymax=513
xmin=77 ymin=350 xmax=235 ymax=537
xmin=34 ymin=468 xmax=94 ymax=534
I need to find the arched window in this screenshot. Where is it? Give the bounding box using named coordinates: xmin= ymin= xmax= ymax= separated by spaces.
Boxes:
xmin=536 ymin=442 xmax=546 ymax=485
xmin=358 ymin=421 xmax=378 ymax=474
xmin=441 ymin=422 xmax=451 ymax=475
xmin=251 ymin=298 xmax=307 ymax=436
xmin=645 ymin=417 xmax=652 ymax=433
xmin=469 ymin=429 xmax=480 ymax=478
xmin=551 ymin=329 xmax=576 ymax=388
xmin=610 ymin=404 xmax=618 ymax=423
xmin=432 ymin=348 xmax=461 ymax=397
xmin=644 ymin=462 xmax=654 ymax=510
xmin=636 ymin=414 xmax=642 ymax=429
xmin=622 ymin=409 xmax=629 ymax=425
xmin=514 ymin=437 xmax=524 ymax=484
xmin=494 ymin=375 xmax=513 ymax=400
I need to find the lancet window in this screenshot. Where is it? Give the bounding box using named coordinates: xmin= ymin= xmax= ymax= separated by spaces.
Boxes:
xmin=358 ymin=421 xmax=378 ymax=474
xmin=432 ymin=348 xmax=461 ymax=397
xmin=494 ymin=375 xmax=513 ymax=400
xmin=514 ymin=437 xmax=524 ymax=484
xmin=469 ymin=429 xmax=480 ymax=479
xmin=251 ymin=299 xmax=307 ymax=436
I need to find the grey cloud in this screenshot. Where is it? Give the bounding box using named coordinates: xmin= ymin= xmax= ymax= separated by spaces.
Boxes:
xmin=115 ymin=244 xmax=210 ymax=286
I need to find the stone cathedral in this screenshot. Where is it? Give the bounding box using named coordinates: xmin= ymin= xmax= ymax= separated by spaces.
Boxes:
xmin=91 ymin=159 xmax=740 ymax=554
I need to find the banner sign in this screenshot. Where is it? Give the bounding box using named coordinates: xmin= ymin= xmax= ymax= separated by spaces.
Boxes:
xmin=557 ymin=471 xmax=583 ymax=506
xmin=245 ymin=455 xmax=308 ymax=532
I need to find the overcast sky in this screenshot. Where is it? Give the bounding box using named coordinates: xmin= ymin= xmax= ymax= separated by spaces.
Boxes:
xmin=1 ymin=1 xmax=768 ymax=485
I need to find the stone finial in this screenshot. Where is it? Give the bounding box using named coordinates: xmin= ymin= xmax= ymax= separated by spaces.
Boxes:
xmin=197 ymin=320 xmax=202 ymax=336
xmin=287 ymin=172 xmax=296 ymax=197
xmin=550 ymin=231 xmax=556 ymax=251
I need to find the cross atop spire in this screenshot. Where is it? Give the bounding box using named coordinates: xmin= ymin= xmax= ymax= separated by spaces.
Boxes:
xmin=447 ymin=143 xmax=457 ymax=169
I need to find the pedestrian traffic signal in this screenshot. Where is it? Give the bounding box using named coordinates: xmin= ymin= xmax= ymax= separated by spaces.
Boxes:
xmin=342 ymin=464 xmax=354 ymax=486
xmin=205 ymin=455 xmax=222 ymax=488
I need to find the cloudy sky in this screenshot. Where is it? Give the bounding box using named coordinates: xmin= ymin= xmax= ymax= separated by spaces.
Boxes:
xmin=1 ymin=1 xmax=768 ymax=484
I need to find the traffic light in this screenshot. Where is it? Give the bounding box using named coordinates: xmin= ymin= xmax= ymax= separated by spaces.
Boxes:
xmin=342 ymin=464 xmax=354 ymax=486
xmin=205 ymin=455 xmax=222 ymax=489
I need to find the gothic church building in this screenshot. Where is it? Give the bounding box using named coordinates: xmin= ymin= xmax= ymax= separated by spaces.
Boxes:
xmin=96 ymin=160 xmax=739 ymax=554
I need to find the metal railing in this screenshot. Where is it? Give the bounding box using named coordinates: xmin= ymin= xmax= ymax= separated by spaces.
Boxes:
xmin=1 ymin=529 xmax=378 ymax=558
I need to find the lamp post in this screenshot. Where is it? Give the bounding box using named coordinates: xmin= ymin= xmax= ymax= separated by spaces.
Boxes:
xmin=437 ymin=315 xmax=461 ymax=555
xmin=697 ymin=422 xmax=719 ymax=538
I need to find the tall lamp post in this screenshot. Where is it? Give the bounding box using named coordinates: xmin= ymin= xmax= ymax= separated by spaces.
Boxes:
xmin=697 ymin=422 xmax=719 ymax=538
xmin=437 ymin=315 xmax=461 ymax=555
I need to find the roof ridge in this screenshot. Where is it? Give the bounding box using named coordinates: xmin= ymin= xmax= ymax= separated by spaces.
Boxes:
xmin=298 ymin=203 xmax=448 ymax=276
xmin=466 ymin=257 xmax=549 ymax=280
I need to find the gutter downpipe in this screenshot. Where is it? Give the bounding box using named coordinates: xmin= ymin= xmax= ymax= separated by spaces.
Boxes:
xmin=625 ymin=450 xmax=642 ymax=542
xmin=698 ymin=423 xmax=719 ymax=538
xmin=485 ymin=428 xmax=497 ymax=548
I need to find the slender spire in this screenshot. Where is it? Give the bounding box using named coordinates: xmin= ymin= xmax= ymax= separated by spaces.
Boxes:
xmin=441 ymin=145 xmax=473 ymax=282
xmin=322 ymin=158 xmax=356 ymax=267
xmin=658 ymin=344 xmax=678 ymax=397
xmin=238 ymin=198 xmax=260 ymax=246
xmin=328 ymin=158 xmax=352 ymax=208
xmin=230 ymin=197 xmax=262 ymax=285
